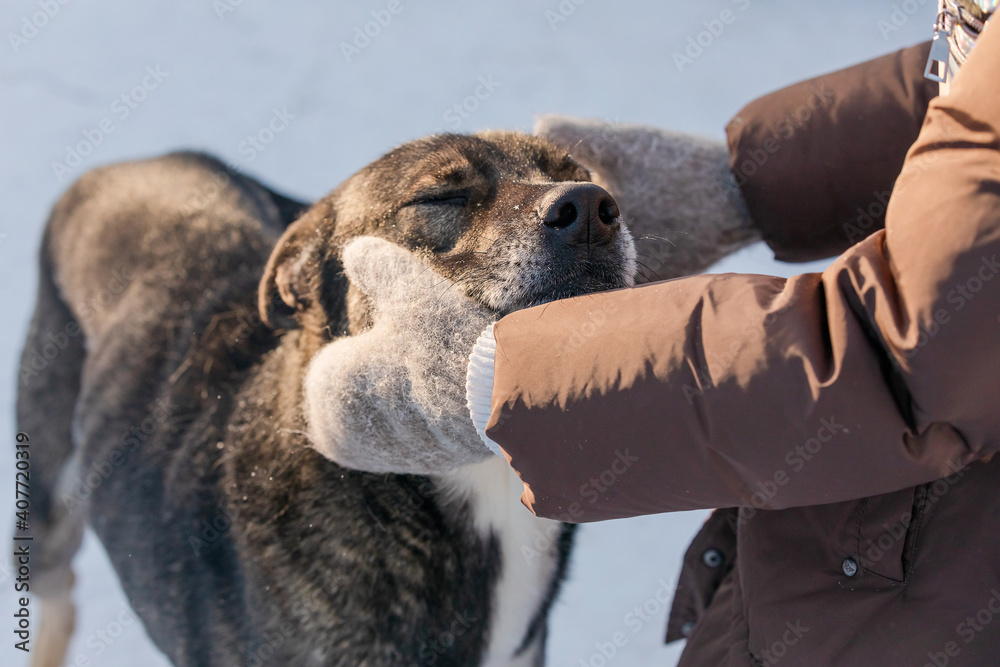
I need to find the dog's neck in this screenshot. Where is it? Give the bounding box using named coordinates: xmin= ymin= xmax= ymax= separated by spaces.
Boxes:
xmin=435 ymin=457 xmax=566 ymax=667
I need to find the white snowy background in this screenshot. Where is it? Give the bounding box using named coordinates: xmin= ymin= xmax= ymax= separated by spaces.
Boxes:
xmin=1 ymin=1 xmax=934 ymax=665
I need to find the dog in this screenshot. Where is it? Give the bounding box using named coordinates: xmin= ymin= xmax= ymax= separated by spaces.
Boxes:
xmin=18 ymin=131 xmax=641 ymax=666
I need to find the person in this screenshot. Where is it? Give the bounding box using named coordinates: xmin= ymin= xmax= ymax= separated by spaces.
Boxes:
xmin=325 ymin=2 xmax=1000 ymax=664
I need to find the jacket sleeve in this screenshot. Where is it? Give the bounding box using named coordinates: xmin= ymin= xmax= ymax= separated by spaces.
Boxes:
xmin=486 ymin=24 xmax=1000 ymax=522
xmin=727 ymin=41 xmax=939 ymax=262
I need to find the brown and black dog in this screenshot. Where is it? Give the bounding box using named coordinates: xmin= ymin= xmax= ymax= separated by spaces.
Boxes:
xmin=18 ymin=132 xmax=639 ymax=666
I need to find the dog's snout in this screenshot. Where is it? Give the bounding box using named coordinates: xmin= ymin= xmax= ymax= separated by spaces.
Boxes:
xmin=538 ymin=183 xmax=620 ymax=244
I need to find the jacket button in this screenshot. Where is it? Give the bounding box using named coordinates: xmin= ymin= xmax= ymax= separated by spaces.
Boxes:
xmin=681 ymin=621 xmax=696 ymax=637
xmin=702 ymin=549 xmax=724 ymax=568
xmin=842 ymin=557 xmax=859 ymax=577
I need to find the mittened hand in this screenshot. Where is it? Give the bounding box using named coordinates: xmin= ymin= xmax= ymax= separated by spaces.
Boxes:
xmin=534 ymin=114 xmax=761 ymax=280
xmin=302 ymin=236 xmax=497 ymax=475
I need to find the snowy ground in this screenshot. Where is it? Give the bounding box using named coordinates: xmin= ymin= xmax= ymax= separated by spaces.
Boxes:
xmin=1 ymin=1 xmax=934 ymax=665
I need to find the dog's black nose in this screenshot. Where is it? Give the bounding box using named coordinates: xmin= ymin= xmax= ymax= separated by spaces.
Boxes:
xmin=538 ymin=183 xmax=620 ymax=244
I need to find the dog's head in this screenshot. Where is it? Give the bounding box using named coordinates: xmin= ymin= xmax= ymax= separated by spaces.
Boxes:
xmin=259 ymin=131 xmax=636 ymax=338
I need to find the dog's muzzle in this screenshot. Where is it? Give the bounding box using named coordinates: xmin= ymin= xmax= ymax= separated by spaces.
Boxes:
xmin=536 ymin=183 xmax=621 ymax=247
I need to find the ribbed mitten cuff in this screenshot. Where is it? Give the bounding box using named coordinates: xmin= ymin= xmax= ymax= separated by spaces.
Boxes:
xmin=466 ymin=324 xmax=502 ymax=456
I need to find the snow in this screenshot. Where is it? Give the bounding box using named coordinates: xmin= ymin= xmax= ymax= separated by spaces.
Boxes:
xmin=0 ymin=1 xmax=933 ymax=665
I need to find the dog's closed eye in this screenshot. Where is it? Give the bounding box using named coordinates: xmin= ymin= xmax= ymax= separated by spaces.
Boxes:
xmin=405 ymin=191 xmax=470 ymax=207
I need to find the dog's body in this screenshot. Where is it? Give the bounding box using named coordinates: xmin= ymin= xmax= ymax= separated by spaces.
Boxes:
xmin=20 ymin=133 xmax=639 ymax=665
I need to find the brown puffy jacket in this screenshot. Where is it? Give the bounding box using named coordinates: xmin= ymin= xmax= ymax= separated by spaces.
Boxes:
xmin=485 ymin=31 xmax=1000 ymax=667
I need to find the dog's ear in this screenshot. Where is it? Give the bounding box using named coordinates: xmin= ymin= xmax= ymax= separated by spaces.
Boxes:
xmin=258 ymin=200 xmax=340 ymax=332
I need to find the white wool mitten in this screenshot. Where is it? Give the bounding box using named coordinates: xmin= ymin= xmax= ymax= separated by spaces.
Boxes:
xmin=303 ymin=236 xmax=496 ymax=475
xmin=534 ymin=115 xmax=761 ymax=281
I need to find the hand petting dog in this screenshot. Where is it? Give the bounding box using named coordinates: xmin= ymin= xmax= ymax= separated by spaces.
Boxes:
xmin=303 ymin=236 xmax=496 ymax=475
xmin=304 ymin=117 xmax=765 ymax=476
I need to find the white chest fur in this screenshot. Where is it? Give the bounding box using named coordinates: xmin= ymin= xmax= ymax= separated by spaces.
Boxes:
xmin=438 ymin=456 xmax=566 ymax=667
